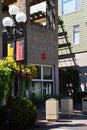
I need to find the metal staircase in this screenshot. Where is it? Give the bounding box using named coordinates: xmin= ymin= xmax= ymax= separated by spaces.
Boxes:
xmin=58 ymin=16 xmax=77 ymax=66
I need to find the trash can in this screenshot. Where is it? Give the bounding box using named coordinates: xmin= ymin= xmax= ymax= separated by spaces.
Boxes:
xmin=61 ymin=97 xmax=73 ymax=115
xmin=46 ymin=98 xmax=59 ymax=121
xmin=82 ymin=97 xmax=87 ymax=113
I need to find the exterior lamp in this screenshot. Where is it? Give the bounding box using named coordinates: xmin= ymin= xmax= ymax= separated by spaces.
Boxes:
xmin=2 ymin=5 xmax=27 ymax=60
xmin=9 ymin=5 xmax=20 ymax=15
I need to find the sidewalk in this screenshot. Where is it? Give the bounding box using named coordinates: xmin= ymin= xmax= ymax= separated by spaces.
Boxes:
xmin=31 ymin=103 xmax=87 ymax=130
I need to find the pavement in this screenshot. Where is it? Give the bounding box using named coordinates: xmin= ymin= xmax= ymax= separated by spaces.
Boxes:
xmin=30 ymin=103 xmax=87 ymax=130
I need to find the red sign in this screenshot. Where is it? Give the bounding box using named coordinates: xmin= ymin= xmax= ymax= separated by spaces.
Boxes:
xmin=41 ymin=53 xmax=46 ymax=59
xmin=16 ymin=40 xmax=24 ymax=61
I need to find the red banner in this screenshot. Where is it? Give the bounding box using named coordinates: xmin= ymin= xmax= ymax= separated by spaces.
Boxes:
xmin=16 ymin=39 xmax=24 ymax=61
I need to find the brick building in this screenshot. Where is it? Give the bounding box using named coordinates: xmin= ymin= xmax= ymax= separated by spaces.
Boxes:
xmin=1 ymin=0 xmax=59 ymax=98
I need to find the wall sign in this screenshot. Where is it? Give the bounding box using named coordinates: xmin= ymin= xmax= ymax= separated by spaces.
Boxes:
xmin=41 ymin=53 xmax=46 ymax=59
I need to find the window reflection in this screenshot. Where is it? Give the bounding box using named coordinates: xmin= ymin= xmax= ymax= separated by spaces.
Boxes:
xmin=43 ymin=82 xmax=53 ymax=98
xmin=34 ymin=66 xmax=41 ymax=79
xmin=43 ymin=66 xmax=52 ymax=79
xmin=32 ymin=81 xmax=42 ymax=98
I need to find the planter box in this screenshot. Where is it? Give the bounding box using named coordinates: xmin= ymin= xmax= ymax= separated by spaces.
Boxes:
xmin=45 ymin=98 xmax=59 ymax=121
xmin=61 ymin=97 xmax=73 ymax=115
xmin=82 ymin=98 xmax=87 ymax=113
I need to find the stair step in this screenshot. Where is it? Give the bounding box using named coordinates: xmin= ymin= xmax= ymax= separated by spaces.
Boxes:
xmin=59 ymin=43 xmax=71 ymax=48
xmin=59 ymin=54 xmax=75 ymax=59
xmin=58 ymin=31 xmax=67 ymax=36
xmin=58 ymin=20 xmax=64 ymax=25
xmin=58 ymin=25 xmax=65 ymax=28
xmin=58 ymin=35 xmax=69 ymax=39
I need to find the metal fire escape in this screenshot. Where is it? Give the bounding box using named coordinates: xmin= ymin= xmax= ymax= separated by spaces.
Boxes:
xmin=58 ymin=16 xmax=76 ymax=66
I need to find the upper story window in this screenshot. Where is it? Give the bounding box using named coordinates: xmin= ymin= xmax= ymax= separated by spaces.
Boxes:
xmin=61 ymin=0 xmax=82 ymax=15
xmin=73 ymin=25 xmax=80 ymax=45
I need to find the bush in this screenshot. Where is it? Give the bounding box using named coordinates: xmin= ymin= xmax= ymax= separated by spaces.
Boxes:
xmin=6 ymin=95 xmax=37 ymax=128
xmin=0 ymin=105 xmax=8 ymax=124
xmin=31 ymin=96 xmax=48 ymax=106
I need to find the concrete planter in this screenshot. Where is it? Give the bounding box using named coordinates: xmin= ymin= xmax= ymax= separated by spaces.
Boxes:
xmin=45 ymin=98 xmax=59 ymax=121
xmin=82 ymin=97 xmax=87 ymax=113
xmin=61 ymin=97 xmax=73 ymax=115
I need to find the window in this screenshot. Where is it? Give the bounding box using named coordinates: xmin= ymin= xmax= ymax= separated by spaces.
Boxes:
xmin=34 ymin=66 xmax=52 ymax=80
xmin=32 ymin=82 xmax=42 ymax=98
xmin=43 ymin=66 xmax=52 ymax=79
xmin=34 ymin=66 xmax=41 ymax=79
xmin=61 ymin=0 xmax=82 ymax=15
xmin=32 ymin=65 xmax=54 ymax=98
xmin=73 ymin=25 xmax=80 ymax=45
xmin=43 ymin=82 xmax=53 ymax=98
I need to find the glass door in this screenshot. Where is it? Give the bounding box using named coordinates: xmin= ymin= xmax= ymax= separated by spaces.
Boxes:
xmin=43 ymin=82 xmax=53 ymax=98
xmin=32 ymin=81 xmax=42 ymax=98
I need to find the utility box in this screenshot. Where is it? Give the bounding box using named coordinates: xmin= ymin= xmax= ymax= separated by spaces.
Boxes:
xmin=82 ymin=97 xmax=87 ymax=113
xmin=46 ymin=98 xmax=59 ymax=121
xmin=61 ymin=97 xmax=73 ymax=115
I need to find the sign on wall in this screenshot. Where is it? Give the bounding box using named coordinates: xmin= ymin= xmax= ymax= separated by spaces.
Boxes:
xmin=7 ymin=39 xmax=24 ymax=61
xmin=7 ymin=42 xmax=15 ymax=57
xmin=16 ymin=39 xmax=24 ymax=61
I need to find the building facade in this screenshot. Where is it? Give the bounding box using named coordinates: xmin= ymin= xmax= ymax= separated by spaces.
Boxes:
xmin=58 ymin=0 xmax=87 ymax=91
xmin=1 ymin=0 xmax=59 ymax=98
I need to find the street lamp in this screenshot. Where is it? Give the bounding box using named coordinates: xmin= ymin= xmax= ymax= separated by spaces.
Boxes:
xmin=2 ymin=5 xmax=27 ymax=60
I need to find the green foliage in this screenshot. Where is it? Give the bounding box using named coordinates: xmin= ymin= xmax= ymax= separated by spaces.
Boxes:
xmin=6 ymin=95 xmax=37 ymax=127
xmin=65 ymin=67 xmax=80 ymax=93
xmin=31 ymin=95 xmax=62 ymax=106
xmin=0 ymin=63 xmax=12 ymax=101
xmin=54 ymin=94 xmax=62 ymax=101
xmin=0 ymin=56 xmax=37 ymax=102
xmin=0 ymin=105 xmax=8 ymax=123
xmin=31 ymin=96 xmax=46 ymax=106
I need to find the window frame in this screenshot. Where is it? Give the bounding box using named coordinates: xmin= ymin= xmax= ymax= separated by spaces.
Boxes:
xmin=73 ymin=25 xmax=80 ymax=45
xmin=32 ymin=65 xmax=54 ymax=98
xmin=61 ymin=0 xmax=82 ymax=15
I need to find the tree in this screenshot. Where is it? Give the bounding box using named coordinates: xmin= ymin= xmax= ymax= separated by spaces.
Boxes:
xmin=0 ymin=56 xmax=37 ymax=102
xmin=65 ymin=67 xmax=80 ymax=96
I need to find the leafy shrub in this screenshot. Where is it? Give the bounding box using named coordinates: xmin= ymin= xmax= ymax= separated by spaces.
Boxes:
xmin=31 ymin=95 xmax=52 ymax=106
xmin=0 ymin=56 xmax=37 ymax=102
xmin=0 ymin=105 xmax=7 ymax=124
xmin=31 ymin=96 xmax=44 ymax=106
xmin=65 ymin=67 xmax=80 ymax=93
xmin=6 ymin=95 xmax=37 ymax=127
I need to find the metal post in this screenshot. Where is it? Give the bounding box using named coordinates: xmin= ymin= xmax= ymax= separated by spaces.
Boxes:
xmin=0 ymin=1 xmax=2 ymax=36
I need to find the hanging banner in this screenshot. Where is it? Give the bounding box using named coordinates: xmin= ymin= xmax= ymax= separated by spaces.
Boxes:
xmin=16 ymin=39 xmax=24 ymax=61
xmin=7 ymin=42 xmax=15 ymax=57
